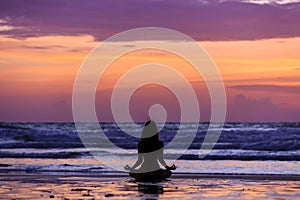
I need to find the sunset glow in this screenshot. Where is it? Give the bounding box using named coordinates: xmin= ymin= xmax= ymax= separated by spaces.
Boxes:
xmin=0 ymin=0 xmax=299 ymax=122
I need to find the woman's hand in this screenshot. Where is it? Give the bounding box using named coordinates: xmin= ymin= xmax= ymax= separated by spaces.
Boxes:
xmin=166 ymin=164 xmax=177 ymax=171
xmin=124 ymin=164 xmax=133 ymax=171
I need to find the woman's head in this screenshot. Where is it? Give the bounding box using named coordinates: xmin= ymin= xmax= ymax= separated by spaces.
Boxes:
xmin=140 ymin=120 xmax=160 ymax=142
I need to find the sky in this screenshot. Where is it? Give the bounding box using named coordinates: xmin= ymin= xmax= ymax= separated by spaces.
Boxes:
xmin=0 ymin=0 xmax=299 ymax=122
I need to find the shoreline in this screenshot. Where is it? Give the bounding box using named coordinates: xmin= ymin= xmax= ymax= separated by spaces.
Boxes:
xmin=1 ymin=172 xmax=300 ymax=181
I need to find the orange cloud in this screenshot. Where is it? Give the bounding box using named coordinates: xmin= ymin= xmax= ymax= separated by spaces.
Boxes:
xmin=0 ymin=35 xmax=299 ymax=121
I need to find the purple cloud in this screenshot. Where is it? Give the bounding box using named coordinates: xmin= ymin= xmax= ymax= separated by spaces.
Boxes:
xmin=0 ymin=95 xmax=72 ymax=122
xmin=231 ymin=84 xmax=300 ymax=94
xmin=0 ymin=0 xmax=300 ymax=41
xmin=227 ymin=94 xmax=300 ymax=122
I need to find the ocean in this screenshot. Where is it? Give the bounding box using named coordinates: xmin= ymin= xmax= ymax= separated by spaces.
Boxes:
xmin=0 ymin=122 xmax=300 ymax=175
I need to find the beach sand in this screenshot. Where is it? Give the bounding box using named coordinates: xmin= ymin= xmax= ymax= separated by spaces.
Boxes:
xmin=0 ymin=173 xmax=300 ymax=199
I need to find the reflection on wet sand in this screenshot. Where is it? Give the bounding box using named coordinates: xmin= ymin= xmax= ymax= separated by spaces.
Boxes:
xmin=138 ymin=183 xmax=164 ymax=195
xmin=0 ymin=174 xmax=300 ymax=199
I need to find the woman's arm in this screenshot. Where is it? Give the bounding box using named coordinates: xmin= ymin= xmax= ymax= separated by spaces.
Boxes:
xmin=131 ymin=154 xmax=143 ymax=169
xmin=158 ymin=149 xmax=177 ymax=170
xmin=158 ymin=149 xmax=167 ymax=167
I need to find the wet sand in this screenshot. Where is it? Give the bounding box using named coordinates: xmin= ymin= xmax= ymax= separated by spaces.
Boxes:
xmin=0 ymin=173 xmax=300 ymax=199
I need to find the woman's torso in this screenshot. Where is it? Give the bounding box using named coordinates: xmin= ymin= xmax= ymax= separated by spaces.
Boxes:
xmin=138 ymin=140 xmax=164 ymax=171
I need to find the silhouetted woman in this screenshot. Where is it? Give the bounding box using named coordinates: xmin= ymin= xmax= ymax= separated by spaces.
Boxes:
xmin=124 ymin=120 xmax=176 ymax=181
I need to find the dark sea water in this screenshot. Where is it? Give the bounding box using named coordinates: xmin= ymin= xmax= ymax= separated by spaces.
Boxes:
xmin=0 ymin=122 xmax=300 ymax=174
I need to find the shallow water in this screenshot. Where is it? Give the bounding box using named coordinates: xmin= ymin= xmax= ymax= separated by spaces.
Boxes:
xmin=0 ymin=174 xmax=299 ymax=199
xmin=1 ymin=158 xmax=299 ymax=175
